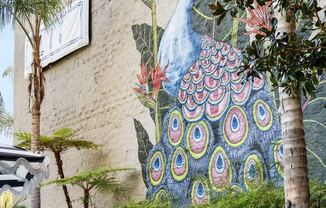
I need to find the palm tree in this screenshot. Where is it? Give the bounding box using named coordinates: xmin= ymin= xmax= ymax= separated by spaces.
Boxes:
xmin=0 ymin=1 xmax=63 ymax=207
xmin=16 ymin=128 xmax=101 ymax=208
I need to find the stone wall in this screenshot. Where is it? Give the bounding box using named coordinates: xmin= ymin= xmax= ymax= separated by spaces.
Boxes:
xmin=14 ymin=1 xmax=177 ymax=207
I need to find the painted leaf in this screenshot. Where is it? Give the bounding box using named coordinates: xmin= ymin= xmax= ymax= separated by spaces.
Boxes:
xmin=141 ymin=0 xmax=154 ymax=9
xmin=133 ymin=118 xmax=153 ymax=187
xmin=132 ymin=24 xmax=164 ymax=68
xmin=134 ymin=90 xmax=156 ymax=109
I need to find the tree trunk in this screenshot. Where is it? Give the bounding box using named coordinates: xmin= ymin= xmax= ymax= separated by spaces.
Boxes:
xmin=30 ymin=15 xmax=44 ymax=208
xmin=30 ymin=107 xmax=41 ymax=208
xmin=275 ymin=3 xmax=310 ymax=207
xmin=278 ymin=89 xmax=310 ymax=208
xmin=83 ymin=190 xmax=90 ymax=208
xmin=54 ymin=151 xmax=73 ymax=208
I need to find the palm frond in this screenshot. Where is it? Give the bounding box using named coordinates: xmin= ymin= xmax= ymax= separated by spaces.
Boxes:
xmin=0 ymin=93 xmax=13 ymax=136
xmin=2 ymin=66 xmax=12 ymax=78
xmin=47 ymin=167 xmax=132 ymax=194
xmin=15 ymin=127 xmax=101 ymax=151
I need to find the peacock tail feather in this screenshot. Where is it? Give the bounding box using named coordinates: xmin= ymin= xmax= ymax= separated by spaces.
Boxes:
xmin=145 ymin=36 xmax=283 ymax=207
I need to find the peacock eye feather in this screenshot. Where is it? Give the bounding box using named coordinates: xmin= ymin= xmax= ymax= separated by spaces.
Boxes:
xmin=171 ymin=147 xmax=188 ymax=181
xmin=186 ymin=121 xmax=210 ymax=159
xmin=253 ymin=99 xmax=273 ymax=131
xmin=209 ymin=146 xmax=232 ymax=192
xmin=168 ymin=108 xmax=184 ymax=146
xmin=243 ymin=154 xmax=264 ymax=190
xmin=223 ymin=106 xmax=248 ymax=147
xmin=191 ymin=178 xmax=210 ymax=206
xmin=149 ymin=151 xmax=165 ymax=186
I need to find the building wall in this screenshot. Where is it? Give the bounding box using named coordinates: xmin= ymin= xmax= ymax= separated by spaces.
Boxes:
xmin=13 ymin=0 xmax=326 ymax=207
xmin=14 ymin=1 xmax=177 ymax=207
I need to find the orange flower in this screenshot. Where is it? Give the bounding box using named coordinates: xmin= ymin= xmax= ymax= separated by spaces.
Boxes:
xmin=239 ymin=1 xmax=272 ymax=36
xmin=152 ymin=63 xmax=170 ymax=99
xmin=137 ymin=63 xmax=150 ymax=85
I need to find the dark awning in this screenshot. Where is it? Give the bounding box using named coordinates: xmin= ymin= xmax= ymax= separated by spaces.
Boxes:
xmin=0 ymin=145 xmax=49 ymax=195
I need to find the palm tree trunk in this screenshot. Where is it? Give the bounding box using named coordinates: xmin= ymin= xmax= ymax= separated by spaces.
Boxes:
xmin=54 ymin=151 xmax=73 ymax=208
xmin=275 ymin=3 xmax=310 ymax=207
xmin=30 ymin=15 xmax=44 ymax=208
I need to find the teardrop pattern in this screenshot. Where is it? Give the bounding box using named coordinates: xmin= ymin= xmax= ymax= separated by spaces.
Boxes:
xmin=273 ymin=140 xmax=284 ymax=176
xmin=154 ymin=189 xmax=169 ymax=202
xmin=231 ymin=184 xmax=244 ymax=193
xmin=186 ymin=121 xmax=210 ymax=159
xmin=243 ymin=154 xmax=264 ymax=190
xmin=223 ymin=106 xmax=249 ymax=147
xmin=149 ymin=151 xmax=165 ymax=186
xmin=191 ymin=178 xmax=210 ymax=206
xmin=171 ymin=147 xmax=188 ymax=181
xmin=253 ymin=99 xmax=273 ymax=131
xmin=168 ymin=109 xmax=184 ymax=146
xmin=209 ymin=146 xmax=232 ymax=192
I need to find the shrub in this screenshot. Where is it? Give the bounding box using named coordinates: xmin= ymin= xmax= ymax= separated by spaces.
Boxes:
xmin=120 ymin=181 xmax=326 ymax=208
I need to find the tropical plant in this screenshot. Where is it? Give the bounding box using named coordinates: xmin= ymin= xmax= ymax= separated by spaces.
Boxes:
xmin=48 ymin=167 xmax=129 ymax=208
xmin=209 ymin=0 xmax=326 ymax=207
xmin=0 ymin=0 xmax=63 ymax=207
xmin=16 ymin=128 xmax=101 ymax=208
xmin=0 ymin=92 xmax=13 ymax=136
xmin=121 ymin=181 xmax=326 ymax=208
xmin=2 ymin=66 xmax=12 ymax=78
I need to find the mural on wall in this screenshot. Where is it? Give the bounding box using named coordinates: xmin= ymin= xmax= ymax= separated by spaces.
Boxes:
xmin=132 ymin=0 xmax=325 ymax=206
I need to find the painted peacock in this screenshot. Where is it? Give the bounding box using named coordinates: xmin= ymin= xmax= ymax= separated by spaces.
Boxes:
xmin=145 ymin=0 xmax=283 ymax=206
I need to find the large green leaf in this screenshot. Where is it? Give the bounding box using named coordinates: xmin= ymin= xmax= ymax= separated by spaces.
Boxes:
xmin=133 ymin=118 xmax=153 ymax=187
xmin=131 ymin=23 xmax=164 ymax=68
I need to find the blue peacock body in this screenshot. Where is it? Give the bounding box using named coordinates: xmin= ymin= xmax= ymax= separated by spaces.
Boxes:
xmin=145 ymin=0 xmax=283 ymax=206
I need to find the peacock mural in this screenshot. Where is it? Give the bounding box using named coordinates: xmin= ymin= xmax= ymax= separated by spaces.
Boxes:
xmin=132 ymin=0 xmax=284 ymax=207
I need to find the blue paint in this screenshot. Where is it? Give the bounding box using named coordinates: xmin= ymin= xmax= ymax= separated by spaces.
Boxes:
xmin=194 ymin=127 xmax=201 ymax=141
xmin=154 ymin=157 xmax=161 ymax=170
xmin=248 ymin=164 xmax=256 ymax=179
xmin=231 ymin=115 xmax=240 ymax=132
xmin=172 ymin=117 xmax=179 ymax=130
xmin=196 ymin=182 xmax=204 ymax=197
xmin=216 ymin=154 xmax=225 ymax=173
xmin=176 ymin=153 xmax=183 ymax=167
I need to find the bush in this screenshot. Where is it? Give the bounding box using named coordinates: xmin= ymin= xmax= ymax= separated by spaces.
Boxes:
xmin=120 ymin=181 xmax=326 ymax=208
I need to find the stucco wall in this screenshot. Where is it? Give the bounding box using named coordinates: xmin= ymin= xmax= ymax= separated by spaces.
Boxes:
xmin=13 ymin=1 xmax=177 ymax=207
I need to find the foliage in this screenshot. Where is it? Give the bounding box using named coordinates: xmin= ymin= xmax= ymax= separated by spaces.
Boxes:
xmin=209 ymin=0 xmax=326 ymax=97
xmin=131 ymin=24 xmax=164 ymax=68
xmin=0 ymin=0 xmax=62 ymax=43
xmin=16 ymin=127 xmax=101 ymax=152
xmin=0 ymin=92 xmax=13 ymax=136
xmin=2 ymin=66 xmax=12 ymax=78
xmin=48 ymin=167 xmax=130 ymax=208
xmin=133 ymin=119 xmax=153 ymax=187
xmin=16 ymin=127 xmax=101 ymax=208
xmin=120 ymin=199 xmax=171 ymax=208
xmin=121 ymin=182 xmax=326 ymax=208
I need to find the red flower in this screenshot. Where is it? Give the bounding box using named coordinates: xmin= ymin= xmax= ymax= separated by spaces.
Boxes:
xmin=137 ymin=63 xmax=150 ymax=85
xmin=152 ymin=63 xmax=170 ymax=99
xmin=239 ymin=1 xmax=272 ymax=36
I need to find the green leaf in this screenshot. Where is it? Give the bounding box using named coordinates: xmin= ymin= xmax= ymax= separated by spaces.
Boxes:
xmin=134 ymin=90 xmax=156 ymax=109
xmin=133 ymin=118 xmax=153 ymax=187
xmin=132 ymin=24 xmax=164 ymax=68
